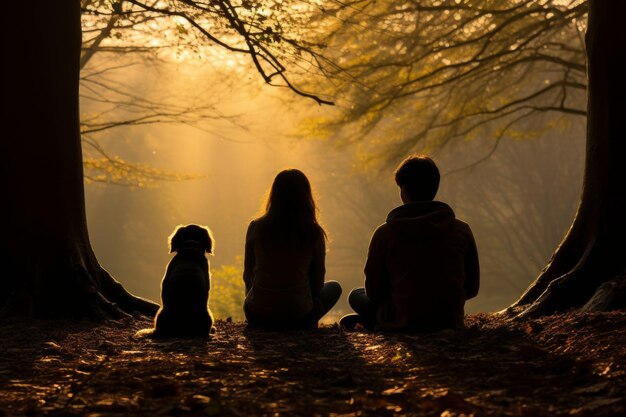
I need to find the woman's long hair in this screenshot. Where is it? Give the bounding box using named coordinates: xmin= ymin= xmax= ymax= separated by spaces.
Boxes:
xmin=257 ymin=169 xmax=325 ymax=248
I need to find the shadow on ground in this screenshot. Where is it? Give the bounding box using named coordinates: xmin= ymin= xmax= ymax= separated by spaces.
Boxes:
xmin=0 ymin=312 xmax=625 ymax=416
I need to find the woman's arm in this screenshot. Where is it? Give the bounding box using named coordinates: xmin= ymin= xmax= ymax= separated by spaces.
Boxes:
xmin=309 ymin=230 xmax=326 ymax=294
xmin=242 ymin=222 xmax=256 ymax=296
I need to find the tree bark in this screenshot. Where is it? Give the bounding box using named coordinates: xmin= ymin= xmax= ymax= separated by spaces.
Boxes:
xmin=511 ymin=0 xmax=626 ymax=317
xmin=0 ymin=1 xmax=158 ymax=319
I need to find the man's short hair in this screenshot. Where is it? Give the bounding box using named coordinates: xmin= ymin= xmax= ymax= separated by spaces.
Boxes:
xmin=394 ymin=155 xmax=440 ymax=201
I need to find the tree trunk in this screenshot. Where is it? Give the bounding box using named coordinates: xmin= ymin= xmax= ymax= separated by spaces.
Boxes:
xmin=0 ymin=1 xmax=158 ymax=319
xmin=510 ymin=0 xmax=626 ymax=317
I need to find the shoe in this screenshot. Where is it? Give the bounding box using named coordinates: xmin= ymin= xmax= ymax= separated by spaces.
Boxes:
xmin=339 ymin=314 xmax=361 ymax=331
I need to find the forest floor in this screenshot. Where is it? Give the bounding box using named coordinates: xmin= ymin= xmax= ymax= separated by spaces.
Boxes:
xmin=0 ymin=312 xmax=625 ymax=417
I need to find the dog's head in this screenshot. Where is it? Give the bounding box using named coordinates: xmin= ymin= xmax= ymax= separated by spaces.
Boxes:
xmin=168 ymin=224 xmax=214 ymax=254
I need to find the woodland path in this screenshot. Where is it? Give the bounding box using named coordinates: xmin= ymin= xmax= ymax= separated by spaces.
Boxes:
xmin=1 ymin=313 xmax=625 ymax=417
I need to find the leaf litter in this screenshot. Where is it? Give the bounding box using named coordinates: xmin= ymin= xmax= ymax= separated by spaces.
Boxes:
xmin=0 ymin=312 xmax=624 ymax=416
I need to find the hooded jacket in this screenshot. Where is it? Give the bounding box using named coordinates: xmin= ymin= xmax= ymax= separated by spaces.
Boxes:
xmin=364 ymin=201 xmax=479 ymax=331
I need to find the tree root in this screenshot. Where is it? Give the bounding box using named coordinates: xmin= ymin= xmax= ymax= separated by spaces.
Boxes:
xmin=581 ymin=272 xmax=626 ymax=312
xmin=97 ymin=266 xmax=159 ymax=318
xmin=0 ymin=260 xmax=159 ymax=321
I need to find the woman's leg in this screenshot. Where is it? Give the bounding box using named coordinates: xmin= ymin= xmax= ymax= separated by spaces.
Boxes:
xmin=315 ymin=280 xmax=342 ymax=321
xmin=247 ymin=284 xmax=342 ymax=330
xmin=247 ymin=282 xmax=342 ymax=329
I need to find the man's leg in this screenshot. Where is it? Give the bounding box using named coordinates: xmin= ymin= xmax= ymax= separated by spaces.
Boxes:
xmin=340 ymin=287 xmax=378 ymax=330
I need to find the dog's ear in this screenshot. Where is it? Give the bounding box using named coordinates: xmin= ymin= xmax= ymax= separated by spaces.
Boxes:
xmin=168 ymin=225 xmax=186 ymax=253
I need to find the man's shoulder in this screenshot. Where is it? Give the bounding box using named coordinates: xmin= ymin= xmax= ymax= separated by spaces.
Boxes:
xmin=371 ymin=222 xmax=393 ymax=237
xmin=452 ymin=217 xmax=472 ymax=231
xmin=450 ymin=218 xmax=476 ymax=244
xmin=366 ymin=223 xmax=394 ymax=249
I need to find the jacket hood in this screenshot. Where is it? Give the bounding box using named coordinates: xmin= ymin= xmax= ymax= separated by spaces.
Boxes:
xmin=386 ymin=201 xmax=455 ymax=239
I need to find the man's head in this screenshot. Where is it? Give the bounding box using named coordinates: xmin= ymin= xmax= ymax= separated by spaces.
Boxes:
xmin=394 ymin=155 xmax=440 ymax=202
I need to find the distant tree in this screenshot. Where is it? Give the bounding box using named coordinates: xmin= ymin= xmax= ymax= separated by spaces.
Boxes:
xmin=442 ymin=133 xmax=584 ymax=306
xmin=311 ymin=0 xmax=587 ymax=165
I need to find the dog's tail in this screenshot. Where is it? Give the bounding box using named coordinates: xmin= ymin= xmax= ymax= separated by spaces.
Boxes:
xmin=133 ymin=328 xmax=156 ymax=339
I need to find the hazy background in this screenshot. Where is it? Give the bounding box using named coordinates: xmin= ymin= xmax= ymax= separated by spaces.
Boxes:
xmin=82 ymin=47 xmax=586 ymax=320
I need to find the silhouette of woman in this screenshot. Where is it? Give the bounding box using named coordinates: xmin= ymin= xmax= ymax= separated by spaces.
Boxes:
xmin=243 ymin=169 xmax=341 ymax=329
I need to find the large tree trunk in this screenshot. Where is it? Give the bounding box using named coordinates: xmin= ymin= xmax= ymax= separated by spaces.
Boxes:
xmin=0 ymin=1 xmax=158 ymax=319
xmin=510 ymin=0 xmax=626 ymax=317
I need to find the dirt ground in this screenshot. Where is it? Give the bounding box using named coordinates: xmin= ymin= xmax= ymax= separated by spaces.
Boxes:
xmin=1 ymin=312 xmax=625 ymax=417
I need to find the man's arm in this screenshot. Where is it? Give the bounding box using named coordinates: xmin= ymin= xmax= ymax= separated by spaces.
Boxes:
xmin=464 ymin=230 xmax=480 ymax=300
xmin=364 ymin=228 xmax=389 ymax=304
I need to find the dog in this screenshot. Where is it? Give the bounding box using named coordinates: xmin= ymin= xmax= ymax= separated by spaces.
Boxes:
xmin=151 ymin=224 xmax=215 ymax=338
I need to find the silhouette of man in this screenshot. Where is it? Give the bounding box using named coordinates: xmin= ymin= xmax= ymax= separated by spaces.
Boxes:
xmin=341 ymin=155 xmax=479 ymax=332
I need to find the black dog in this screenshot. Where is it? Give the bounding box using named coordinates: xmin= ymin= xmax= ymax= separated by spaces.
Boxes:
xmin=152 ymin=224 xmax=215 ymax=337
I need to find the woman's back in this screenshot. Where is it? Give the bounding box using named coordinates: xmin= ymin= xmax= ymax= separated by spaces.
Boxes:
xmin=244 ymin=218 xmax=325 ymax=319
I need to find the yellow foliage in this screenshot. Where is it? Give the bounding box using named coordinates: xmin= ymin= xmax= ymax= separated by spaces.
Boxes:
xmin=210 ymin=257 xmax=245 ymax=321
xmin=83 ymin=156 xmax=203 ymax=188
xmin=298 ymin=117 xmax=334 ymax=141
